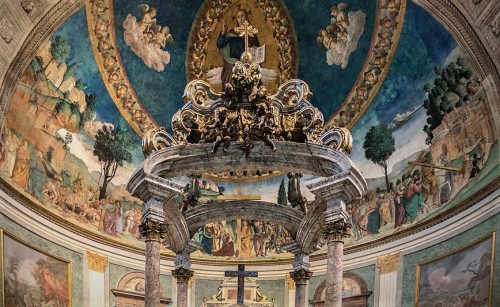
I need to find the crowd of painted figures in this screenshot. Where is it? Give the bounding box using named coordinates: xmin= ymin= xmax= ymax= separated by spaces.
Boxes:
xmin=194 ymin=220 xmax=293 ymax=257
xmin=348 ymin=146 xmax=487 ymax=240
xmin=0 ymin=129 xmax=143 ymax=240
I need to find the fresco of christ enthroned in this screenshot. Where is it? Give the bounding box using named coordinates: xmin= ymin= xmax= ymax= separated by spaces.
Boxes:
xmin=188 ymin=0 xmax=297 ymax=93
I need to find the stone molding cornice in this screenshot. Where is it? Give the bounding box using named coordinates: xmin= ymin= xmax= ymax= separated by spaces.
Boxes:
xmin=130 ymin=142 xmax=351 ymax=181
xmin=307 ymin=169 xmax=367 ymax=205
xmin=292 ymin=252 xmax=311 ymax=271
xmin=141 ymin=206 xmax=165 ymax=224
xmin=127 ymin=172 xmax=183 ymax=202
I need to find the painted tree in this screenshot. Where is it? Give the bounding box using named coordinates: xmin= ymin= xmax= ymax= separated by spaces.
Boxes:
xmin=29 ymin=56 xmax=45 ymax=80
xmin=363 ymin=124 xmax=395 ymax=192
xmin=81 ymin=94 xmax=99 ymax=127
xmin=93 ymin=125 xmax=132 ymax=199
xmin=44 ymin=35 xmax=70 ymax=70
xmin=7 ymin=257 xmax=21 ymax=305
xmin=277 ymin=178 xmax=287 ymax=206
xmin=423 ymin=57 xmax=473 ymax=143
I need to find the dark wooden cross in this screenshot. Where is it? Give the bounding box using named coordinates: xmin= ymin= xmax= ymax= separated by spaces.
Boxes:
xmin=224 ymin=264 xmax=258 ymax=305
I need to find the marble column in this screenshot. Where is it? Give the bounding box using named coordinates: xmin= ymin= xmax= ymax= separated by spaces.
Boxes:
xmin=320 ymin=198 xmax=351 ymax=307
xmin=172 ymin=251 xmax=194 ymax=307
xmin=139 ymin=199 xmax=167 ymax=307
xmin=290 ymin=269 xmax=312 ymax=307
xmin=290 ymin=252 xmax=312 ymax=307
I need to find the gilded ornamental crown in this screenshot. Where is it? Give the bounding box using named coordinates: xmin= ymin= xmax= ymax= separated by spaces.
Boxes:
xmin=142 ymin=55 xmax=352 ymax=157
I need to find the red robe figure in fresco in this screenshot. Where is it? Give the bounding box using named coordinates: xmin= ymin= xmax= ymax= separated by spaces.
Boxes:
xmin=38 ymin=267 xmax=69 ymax=305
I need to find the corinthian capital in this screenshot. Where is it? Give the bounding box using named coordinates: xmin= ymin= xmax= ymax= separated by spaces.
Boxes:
xmin=172 ymin=267 xmax=194 ymax=283
xmin=290 ymin=269 xmax=313 ymax=285
xmin=139 ymin=218 xmax=167 ymax=242
xmin=322 ymin=219 xmax=351 ymax=242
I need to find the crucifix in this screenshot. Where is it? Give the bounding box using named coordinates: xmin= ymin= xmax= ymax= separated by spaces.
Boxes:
xmin=225 ymin=264 xmax=258 ymax=305
xmin=235 ymin=20 xmax=259 ymax=51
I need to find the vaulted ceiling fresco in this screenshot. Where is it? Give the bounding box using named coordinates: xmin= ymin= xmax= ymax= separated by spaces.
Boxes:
xmin=1 ymin=0 xmax=498 ymax=262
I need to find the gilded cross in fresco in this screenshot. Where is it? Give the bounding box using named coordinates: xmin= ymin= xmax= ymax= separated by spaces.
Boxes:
xmin=235 ymin=20 xmax=258 ymax=51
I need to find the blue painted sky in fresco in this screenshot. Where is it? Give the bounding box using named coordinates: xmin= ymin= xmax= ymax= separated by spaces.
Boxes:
xmin=54 ymin=9 xmax=119 ymax=125
xmin=111 ymin=0 xmax=375 ymax=127
xmin=286 ymin=0 xmax=376 ymax=118
xmin=349 ymin=0 xmax=458 ymax=174
xmin=53 ymin=9 xmax=143 ymax=162
xmin=113 ymin=0 xmax=205 ymax=129
xmin=52 ymin=1 xmax=458 ymax=172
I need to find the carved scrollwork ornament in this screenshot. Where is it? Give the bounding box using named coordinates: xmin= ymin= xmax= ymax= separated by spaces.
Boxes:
xmin=289 ymin=269 xmax=313 ymax=285
xmin=322 ymin=219 xmax=352 ymax=242
xmin=172 ymin=267 xmax=194 ymax=283
xmin=142 ymin=127 xmax=175 ymax=156
xmin=167 ymin=59 xmax=354 ymax=155
xmin=139 ymin=219 xmax=167 ymax=242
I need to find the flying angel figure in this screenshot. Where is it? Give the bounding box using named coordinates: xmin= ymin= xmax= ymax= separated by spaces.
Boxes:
xmin=330 ymin=2 xmax=351 ymax=29
xmin=153 ymin=24 xmax=174 ymax=49
xmin=137 ymin=4 xmax=157 ymax=33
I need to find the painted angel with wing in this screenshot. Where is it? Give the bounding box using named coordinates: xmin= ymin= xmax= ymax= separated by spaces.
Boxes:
xmin=137 ymin=4 xmax=157 ymax=33
xmin=153 ymin=24 xmax=174 ymax=49
xmin=316 ymin=1 xmax=366 ymax=68
xmin=123 ymin=4 xmax=173 ymax=71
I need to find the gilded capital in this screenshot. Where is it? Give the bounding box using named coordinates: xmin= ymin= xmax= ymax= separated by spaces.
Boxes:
xmin=172 ymin=267 xmax=194 ymax=283
xmin=139 ymin=218 xmax=167 ymax=242
xmin=87 ymin=252 xmax=108 ymax=273
xmin=322 ymin=219 xmax=351 ymax=242
xmin=290 ymin=269 xmax=313 ymax=285
xmin=377 ymin=252 xmax=401 ymax=274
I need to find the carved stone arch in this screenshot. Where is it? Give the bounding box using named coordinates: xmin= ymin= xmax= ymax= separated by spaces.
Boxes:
xmin=183 ymin=201 xmax=305 ymax=237
xmin=295 ymin=199 xmax=326 ymax=254
xmin=163 ymin=196 xmax=191 ymax=253
xmin=112 ymin=271 xmax=172 ymax=306
xmin=309 ymin=272 xmax=372 ymax=307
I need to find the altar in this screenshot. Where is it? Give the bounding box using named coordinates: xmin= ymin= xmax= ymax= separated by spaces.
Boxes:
xmin=201 ymin=277 xmax=277 ymax=307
